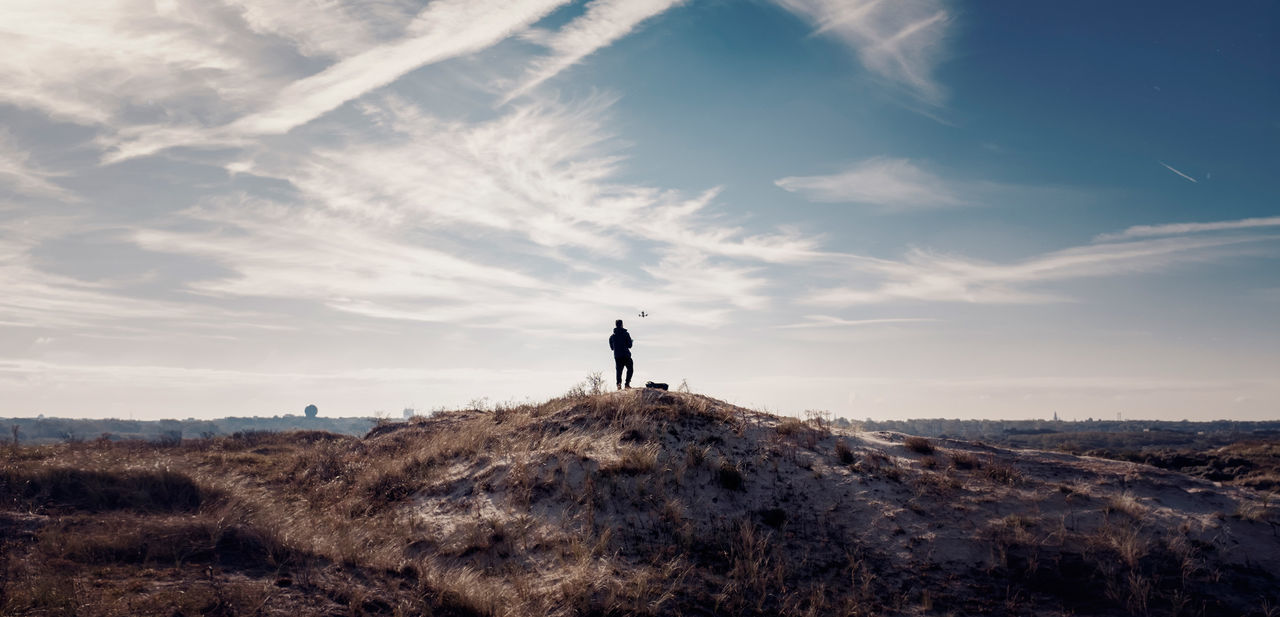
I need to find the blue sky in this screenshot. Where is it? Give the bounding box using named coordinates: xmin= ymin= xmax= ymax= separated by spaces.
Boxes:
xmin=1 ymin=0 xmax=1277 ymax=420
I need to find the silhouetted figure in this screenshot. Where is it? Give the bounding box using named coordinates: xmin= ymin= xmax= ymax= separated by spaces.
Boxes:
xmin=609 ymin=319 xmax=633 ymax=390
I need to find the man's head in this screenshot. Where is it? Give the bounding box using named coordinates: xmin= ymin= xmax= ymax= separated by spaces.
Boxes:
xmin=615 ymin=319 xmax=623 ymax=328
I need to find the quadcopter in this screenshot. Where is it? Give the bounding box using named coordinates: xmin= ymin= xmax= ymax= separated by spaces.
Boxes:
xmin=637 ymin=311 xmax=649 ymax=318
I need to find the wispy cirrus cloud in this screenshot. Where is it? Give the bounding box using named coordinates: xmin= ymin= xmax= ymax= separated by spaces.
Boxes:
xmin=132 ymin=199 xmax=547 ymax=302
xmin=127 ymin=96 xmax=824 ymax=331
xmin=224 ymin=0 xmax=423 ymax=58
xmin=0 ymin=0 xmax=294 ymax=127
xmin=1095 ymin=216 xmax=1280 ymax=242
xmin=643 ymin=248 xmax=769 ymax=310
xmin=241 ymin=94 xmax=825 ymax=266
xmin=108 ymin=0 xmax=573 ymax=161
xmin=503 ymin=0 xmax=686 ymax=103
xmin=0 ymin=359 xmax=567 ymax=389
xmin=775 ymin=157 xmax=966 ymax=210
xmin=0 ymin=216 xmax=276 ymax=333
xmin=777 ymin=315 xmax=939 ymax=329
xmin=808 ymin=234 xmax=1276 ymax=306
xmin=225 ymin=0 xmax=571 ymax=136
xmin=0 ymin=132 xmax=73 ymax=200
xmin=773 ymin=0 xmax=951 ymax=104
xmin=2 ymin=0 xmax=591 ymax=163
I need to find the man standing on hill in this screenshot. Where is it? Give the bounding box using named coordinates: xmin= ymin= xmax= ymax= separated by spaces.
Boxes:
xmin=609 ymin=319 xmax=633 ymax=390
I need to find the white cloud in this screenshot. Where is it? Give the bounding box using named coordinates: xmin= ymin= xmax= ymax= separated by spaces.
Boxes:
xmin=125 ymin=96 xmax=823 ymax=331
xmin=0 ymin=0 xmax=291 ymax=127
xmin=1095 ymin=216 xmax=1280 ymax=242
xmin=107 ymin=0 xmax=574 ymax=161
xmin=226 ymin=0 xmax=571 ymax=136
xmin=773 ymin=0 xmax=951 ymax=103
xmin=132 ymin=199 xmax=547 ymax=302
xmin=0 ymin=0 xmax=581 ymax=162
xmin=0 ymin=358 xmax=568 ymax=389
xmin=643 ymin=248 xmax=769 ymax=310
xmin=775 ymin=157 xmax=965 ymax=209
xmin=808 ymin=234 xmax=1275 ymax=306
xmin=503 ymin=0 xmax=686 ymax=103
xmin=0 ymin=131 xmax=73 ymax=200
xmin=224 ymin=0 xmax=422 ymax=58
xmin=777 ymin=315 xmax=938 ymax=329
xmin=0 ymin=216 xmax=275 ymax=333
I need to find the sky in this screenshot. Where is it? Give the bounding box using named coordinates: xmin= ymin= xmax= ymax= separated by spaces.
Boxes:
xmin=1 ymin=0 xmax=1277 ymax=421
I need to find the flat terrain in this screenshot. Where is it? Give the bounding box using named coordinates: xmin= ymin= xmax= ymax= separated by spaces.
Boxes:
xmin=2 ymin=390 xmax=1277 ymax=616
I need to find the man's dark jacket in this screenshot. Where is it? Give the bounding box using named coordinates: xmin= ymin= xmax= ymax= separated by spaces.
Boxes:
xmin=609 ymin=327 xmax=632 ymax=359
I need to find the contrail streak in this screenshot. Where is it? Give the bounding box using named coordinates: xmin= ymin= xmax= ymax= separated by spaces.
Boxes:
xmin=1160 ymin=161 xmax=1198 ymax=183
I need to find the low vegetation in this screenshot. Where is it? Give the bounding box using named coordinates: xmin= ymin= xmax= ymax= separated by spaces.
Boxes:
xmin=1 ymin=389 xmax=1276 ymax=616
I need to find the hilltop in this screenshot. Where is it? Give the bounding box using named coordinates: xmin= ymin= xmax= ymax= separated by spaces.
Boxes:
xmin=2 ymin=389 xmax=1277 ymax=616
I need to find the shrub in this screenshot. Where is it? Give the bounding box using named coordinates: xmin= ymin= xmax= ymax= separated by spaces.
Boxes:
xmin=221 ymin=430 xmax=277 ymax=450
xmin=950 ymin=451 xmax=979 ymax=470
xmin=834 ymin=439 xmax=856 ymax=465
xmin=776 ymin=418 xmax=806 ymax=436
xmin=1106 ymin=492 xmax=1148 ymax=518
xmin=686 ymin=443 xmax=709 ymax=467
xmin=566 ymin=372 xmax=607 ymax=399
xmin=0 ymin=468 xmax=206 ymax=513
xmin=758 ymin=507 xmax=787 ymax=529
xmin=610 ymin=444 xmax=660 ymax=475
xmin=983 ymin=460 xmax=1023 ymax=486
xmin=719 ymin=460 xmax=745 ymax=491
xmin=904 ymin=436 xmax=934 ymax=455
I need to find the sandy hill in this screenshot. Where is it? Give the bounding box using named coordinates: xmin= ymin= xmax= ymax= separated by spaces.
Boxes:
xmin=2 ymin=389 xmax=1277 ymax=616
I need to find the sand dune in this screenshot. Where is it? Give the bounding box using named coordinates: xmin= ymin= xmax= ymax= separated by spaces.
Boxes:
xmin=2 ymin=389 xmax=1277 ymax=615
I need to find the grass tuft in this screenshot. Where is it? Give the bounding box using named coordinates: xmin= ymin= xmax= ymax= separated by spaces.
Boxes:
xmin=834 ymin=439 xmax=856 ymax=465
xmin=903 ymin=436 xmax=934 ymax=455
xmin=718 ymin=460 xmax=745 ymax=491
xmin=0 ymin=468 xmax=208 ymax=513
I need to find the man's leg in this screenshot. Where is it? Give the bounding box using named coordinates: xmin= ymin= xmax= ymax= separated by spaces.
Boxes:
xmin=623 ymin=358 xmax=633 ymax=388
xmin=615 ymin=357 xmax=624 ymax=389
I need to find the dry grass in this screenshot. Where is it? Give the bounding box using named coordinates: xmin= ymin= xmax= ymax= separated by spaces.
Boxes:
xmin=903 ymin=436 xmax=934 ymax=454
xmin=834 ymin=438 xmax=856 ymax=465
xmin=717 ymin=459 xmax=745 ymax=491
xmin=0 ymin=467 xmax=208 ymax=513
xmin=950 ymin=450 xmax=979 ymax=470
xmin=1106 ymin=492 xmax=1149 ymax=519
xmin=606 ymin=443 xmax=661 ymax=475
xmin=1232 ymin=491 xmax=1280 ymax=525
xmin=982 ymin=458 xmax=1023 ymax=486
xmin=775 ymin=417 xmax=806 ymax=436
xmin=2 ymin=389 xmax=1274 ymax=617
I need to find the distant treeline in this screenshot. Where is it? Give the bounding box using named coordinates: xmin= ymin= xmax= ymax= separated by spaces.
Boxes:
xmin=854 ymin=418 xmax=1280 ymax=451
xmin=6 ymin=414 xmax=1279 ymax=448
xmin=1 ymin=416 xmax=377 ymax=445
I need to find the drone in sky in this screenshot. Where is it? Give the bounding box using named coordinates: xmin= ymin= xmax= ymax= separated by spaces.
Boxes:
xmin=637 ymin=311 xmax=649 ymax=318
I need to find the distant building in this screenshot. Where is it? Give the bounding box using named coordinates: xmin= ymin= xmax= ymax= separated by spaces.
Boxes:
xmin=403 ymin=408 xmax=416 ymax=419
